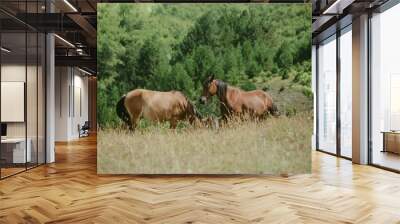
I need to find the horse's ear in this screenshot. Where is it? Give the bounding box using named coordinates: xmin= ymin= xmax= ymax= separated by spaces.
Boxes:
xmin=211 ymin=74 xmax=215 ymax=80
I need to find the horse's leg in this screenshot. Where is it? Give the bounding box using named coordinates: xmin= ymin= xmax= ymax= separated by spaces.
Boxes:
xmin=128 ymin=115 xmax=136 ymax=131
xmin=262 ymin=109 xmax=270 ymax=120
xmin=122 ymin=108 xmax=134 ymax=131
xmin=128 ymin=120 xmax=134 ymax=131
xmin=219 ymin=113 xmax=229 ymax=127
xmin=170 ymin=119 xmax=177 ymax=129
xmin=253 ymin=109 xmax=261 ymax=121
xmin=129 ymin=111 xmax=142 ymax=131
xmin=256 ymin=113 xmax=263 ymax=121
xmin=219 ymin=103 xmax=231 ymax=125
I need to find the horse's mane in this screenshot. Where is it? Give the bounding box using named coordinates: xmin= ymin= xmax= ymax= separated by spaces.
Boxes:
xmin=216 ymin=80 xmax=228 ymax=102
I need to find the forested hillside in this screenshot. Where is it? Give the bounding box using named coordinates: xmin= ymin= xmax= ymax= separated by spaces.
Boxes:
xmin=98 ymin=4 xmax=312 ymax=126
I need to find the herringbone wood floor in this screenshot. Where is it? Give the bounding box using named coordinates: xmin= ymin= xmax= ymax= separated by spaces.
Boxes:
xmin=1 ymin=135 xmax=400 ymax=224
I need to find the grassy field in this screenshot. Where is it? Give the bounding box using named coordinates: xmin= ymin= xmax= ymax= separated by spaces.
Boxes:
xmin=98 ymin=113 xmax=312 ymax=175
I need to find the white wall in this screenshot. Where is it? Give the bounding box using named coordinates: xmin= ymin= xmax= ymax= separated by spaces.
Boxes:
xmin=55 ymin=67 xmax=89 ymax=141
xmin=1 ymin=65 xmax=42 ymax=136
xmin=55 ymin=66 xmax=70 ymax=141
xmin=1 ymin=63 xmax=46 ymax=164
xmin=1 ymin=65 xmax=27 ymax=139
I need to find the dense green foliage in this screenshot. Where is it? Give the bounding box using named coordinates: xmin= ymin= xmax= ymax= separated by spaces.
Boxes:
xmin=98 ymin=4 xmax=312 ymax=126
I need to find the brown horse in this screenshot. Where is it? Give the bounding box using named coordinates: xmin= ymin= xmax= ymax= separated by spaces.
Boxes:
xmin=199 ymin=75 xmax=278 ymax=119
xmin=116 ymin=89 xmax=200 ymax=130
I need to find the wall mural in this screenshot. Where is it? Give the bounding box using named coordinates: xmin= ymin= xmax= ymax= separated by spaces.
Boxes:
xmin=97 ymin=3 xmax=312 ymax=174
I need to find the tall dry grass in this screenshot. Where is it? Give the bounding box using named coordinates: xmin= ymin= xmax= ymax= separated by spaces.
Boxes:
xmin=97 ymin=113 xmax=312 ymax=175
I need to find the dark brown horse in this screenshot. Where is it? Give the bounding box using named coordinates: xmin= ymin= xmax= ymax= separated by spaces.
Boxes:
xmin=117 ymin=89 xmax=200 ymax=129
xmin=199 ymin=75 xmax=278 ymax=119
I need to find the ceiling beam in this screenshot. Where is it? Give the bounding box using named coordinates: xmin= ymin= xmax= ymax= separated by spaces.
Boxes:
xmin=99 ymin=0 xmax=309 ymax=2
xmin=67 ymin=13 xmax=97 ymax=47
xmin=322 ymin=0 xmax=356 ymax=15
xmin=55 ymin=55 xmax=96 ymax=72
xmin=13 ymin=13 xmax=82 ymax=32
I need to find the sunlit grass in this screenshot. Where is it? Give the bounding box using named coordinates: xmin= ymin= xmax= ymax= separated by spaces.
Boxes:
xmin=97 ymin=113 xmax=312 ymax=175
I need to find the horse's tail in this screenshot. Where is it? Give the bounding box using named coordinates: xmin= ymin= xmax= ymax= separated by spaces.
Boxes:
xmin=270 ymin=103 xmax=280 ymax=117
xmin=116 ymin=95 xmax=131 ymax=127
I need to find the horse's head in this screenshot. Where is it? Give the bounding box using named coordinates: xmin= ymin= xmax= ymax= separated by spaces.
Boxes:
xmin=199 ymin=75 xmax=217 ymax=104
